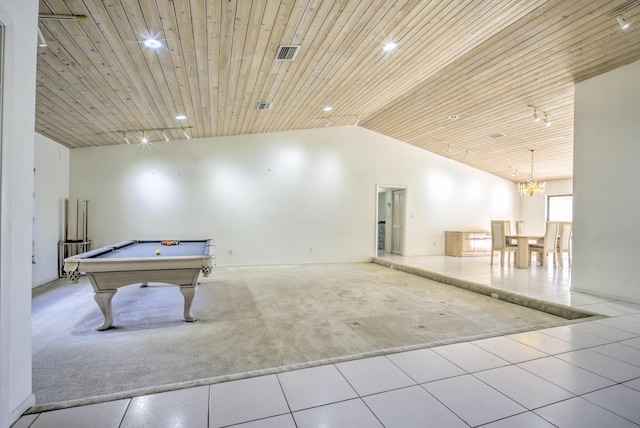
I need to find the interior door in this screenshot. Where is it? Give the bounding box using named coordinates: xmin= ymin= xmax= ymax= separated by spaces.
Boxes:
xmin=391 ymin=190 xmax=405 ymax=254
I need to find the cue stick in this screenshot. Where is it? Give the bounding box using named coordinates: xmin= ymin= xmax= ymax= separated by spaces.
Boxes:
xmin=84 ymin=200 xmax=89 ymax=242
xmin=76 ymin=199 xmax=79 ymax=241
xmin=64 ymin=198 xmax=68 ymax=241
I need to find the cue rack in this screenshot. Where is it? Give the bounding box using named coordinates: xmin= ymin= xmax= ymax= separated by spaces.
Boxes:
xmin=58 ymin=199 xmax=92 ymax=277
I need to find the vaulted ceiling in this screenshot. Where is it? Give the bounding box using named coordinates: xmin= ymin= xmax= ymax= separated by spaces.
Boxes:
xmin=36 ymin=0 xmax=640 ymax=182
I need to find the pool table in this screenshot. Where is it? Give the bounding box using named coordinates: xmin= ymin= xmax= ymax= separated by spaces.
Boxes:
xmin=64 ymin=239 xmax=215 ymax=330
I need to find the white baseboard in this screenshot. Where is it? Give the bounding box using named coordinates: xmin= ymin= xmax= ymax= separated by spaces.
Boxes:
xmin=10 ymin=393 xmax=35 ymax=427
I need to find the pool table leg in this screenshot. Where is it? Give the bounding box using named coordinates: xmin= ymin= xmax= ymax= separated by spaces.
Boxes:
xmin=94 ymin=290 xmax=116 ymax=331
xmin=180 ymin=285 xmax=197 ymax=322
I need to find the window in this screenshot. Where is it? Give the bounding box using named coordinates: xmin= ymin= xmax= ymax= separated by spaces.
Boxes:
xmin=547 ymin=194 xmax=572 ymax=222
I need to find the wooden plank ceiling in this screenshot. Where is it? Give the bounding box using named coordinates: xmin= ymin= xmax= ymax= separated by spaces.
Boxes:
xmin=36 ymin=0 xmax=640 ymax=182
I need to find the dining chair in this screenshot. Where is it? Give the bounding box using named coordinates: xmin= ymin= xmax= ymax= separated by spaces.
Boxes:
xmin=529 ymin=221 xmax=559 ymax=267
xmin=516 ymin=220 xmax=525 ymax=235
xmin=557 ymin=221 xmax=572 ymax=267
xmin=490 ymin=220 xmax=517 ymax=266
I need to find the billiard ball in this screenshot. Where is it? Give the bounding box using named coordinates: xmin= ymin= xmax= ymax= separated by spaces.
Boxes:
xmin=155 ymin=249 xmax=161 ymax=255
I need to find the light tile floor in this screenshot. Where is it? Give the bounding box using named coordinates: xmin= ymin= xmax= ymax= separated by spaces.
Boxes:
xmin=13 ymin=255 xmax=640 ymax=427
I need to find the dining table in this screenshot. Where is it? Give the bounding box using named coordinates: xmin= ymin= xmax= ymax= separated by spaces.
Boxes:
xmin=505 ymin=234 xmax=544 ymax=268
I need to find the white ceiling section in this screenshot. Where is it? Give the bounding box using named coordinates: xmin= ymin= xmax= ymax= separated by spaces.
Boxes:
xmin=36 ymin=0 xmax=640 ymax=182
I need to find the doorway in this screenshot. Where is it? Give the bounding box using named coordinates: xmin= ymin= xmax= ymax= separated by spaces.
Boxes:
xmin=376 ymin=185 xmax=406 ymax=256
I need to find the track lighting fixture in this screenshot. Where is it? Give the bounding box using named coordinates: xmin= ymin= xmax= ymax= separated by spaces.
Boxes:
xmin=37 ymin=27 xmax=47 ymax=48
xmin=617 ymin=15 xmax=630 ymax=29
xmin=117 ymin=127 xmax=191 ymax=144
xmin=315 ymin=113 xmax=360 ymax=128
xmin=609 ymin=1 xmax=639 ymax=29
xmin=37 ymin=13 xmax=87 ymax=49
xmin=528 ymin=105 xmax=551 ymax=127
xmin=38 ymin=14 xmax=87 ymax=20
xmin=140 ymin=131 xmax=150 ymax=144
xmin=445 ymin=143 xmax=474 ymax=160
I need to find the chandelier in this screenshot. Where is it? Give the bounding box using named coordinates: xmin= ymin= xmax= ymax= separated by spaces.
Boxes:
xmin=518 ymin=149 xmax=546 ymax=196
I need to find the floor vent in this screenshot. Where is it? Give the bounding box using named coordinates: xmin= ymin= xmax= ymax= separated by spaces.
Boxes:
xmin=276 ymin=45 xmax=300 ymax=61
xmin=256 ymin=102 xmax=272 ymax=110
xmin=487 ymin=132 xmax=506 ymax=139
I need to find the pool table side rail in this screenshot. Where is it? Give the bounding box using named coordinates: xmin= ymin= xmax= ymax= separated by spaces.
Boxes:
xmin=64 ymin=255 xmax=215 ymax=273
xmin=63 ymin=239 xmax=215 ymax=275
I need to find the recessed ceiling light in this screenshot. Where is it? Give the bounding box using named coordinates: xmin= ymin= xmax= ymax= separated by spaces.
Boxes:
xmin=382 ymin=41 xmax=398 ymax=53
xmin=323 ymin=106 xmax=333 ymax=112
xmin=448 ymin=114 xmax=459 ymax=120
xmin=175 ymin=114 xmax=187 ymax=120
xmin=143 ymin=38 xmax=163 ymax=49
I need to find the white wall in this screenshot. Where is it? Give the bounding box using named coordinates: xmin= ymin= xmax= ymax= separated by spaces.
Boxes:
xmin=32 ymin=134 xmax=69 ymax=286
xmin=0 ymin=0 xmax=38 ymax=426
xmin=573 ymin=60 xmax=640 ymax=302
xmin=519 ymin=178 xmax=572 ymax=235
xmin=69 ymin=126 xmax=517 ymax=265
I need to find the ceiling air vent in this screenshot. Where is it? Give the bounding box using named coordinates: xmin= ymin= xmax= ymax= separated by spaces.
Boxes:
xmin=276 ymin=45 xmax=300 ymax=61
xmin=487 ymin=132 xmax=506 ymax=139
xmin=256 ymin=102 xmax=272 ymax=111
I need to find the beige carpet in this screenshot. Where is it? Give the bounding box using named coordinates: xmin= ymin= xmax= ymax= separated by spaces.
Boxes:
xmin=32 ymin=262 xmax=583 ymax=411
